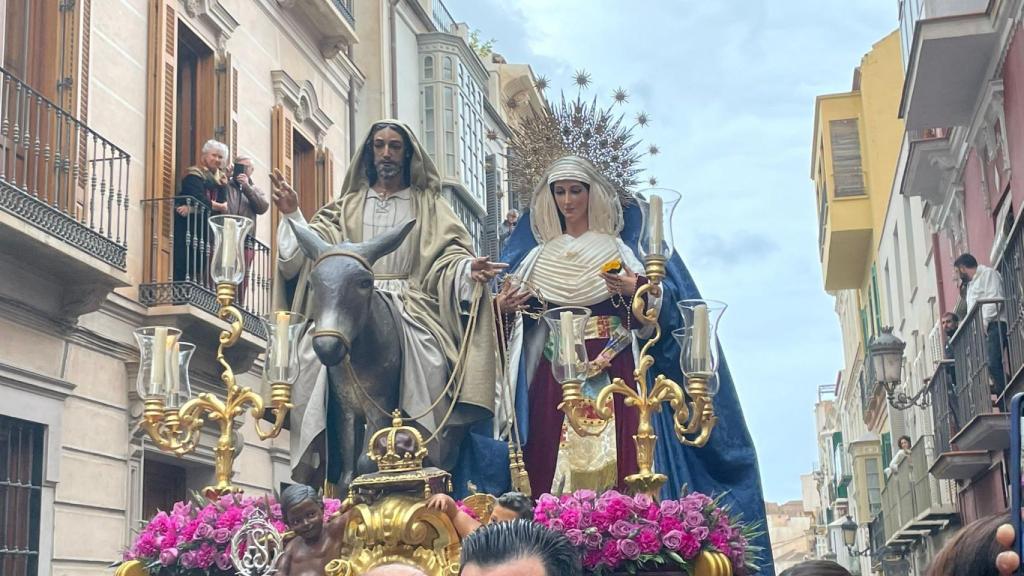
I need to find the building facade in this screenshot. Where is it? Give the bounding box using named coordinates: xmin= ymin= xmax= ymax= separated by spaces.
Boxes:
xmin=0 ymin=0 xmax=540 ymax=575
xmin=811 ymin=1 xmax=1024 ymax=573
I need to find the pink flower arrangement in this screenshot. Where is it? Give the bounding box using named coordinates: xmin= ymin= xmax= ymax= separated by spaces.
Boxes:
xmin=119 ymin=492 xmax=342 ymax=575
xmin=534 ymin=489 xmax=760 ymax=575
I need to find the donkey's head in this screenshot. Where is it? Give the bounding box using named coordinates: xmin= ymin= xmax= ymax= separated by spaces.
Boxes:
xmin=289 ymin=219 xmax=416 ymax=366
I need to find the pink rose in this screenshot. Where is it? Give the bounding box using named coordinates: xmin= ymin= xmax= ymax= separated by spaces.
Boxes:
xmin=216 ymin=551 xmax=234 ymax=571
xmin=213 ymin=527 xmax=232 ymax=544
xmin=180 ymin=550 xmax=198 ymax=569
xmin=194 ymin=522 xmax=214 ymax=540
xmin=609 ymin=520 xmax=636 ymax=540
xmin=159 ymin=547 xmax=179 ymax=567
xmin=575 ymin=489 xmax=597 ymax=502
xmin=632 ymin=493 xmax=654 ymax=510
xmin=691 ymin=526 xmax=710 ymax=541
xmin=660 ymin=499 xmax=682 ymax=517
xmin=663 ymin=529 xmax=684 ymax=551
xmin=547 ymin=518 xmax=565 ymax=532
xmin=584 ymin=530 xmax=604 ymax=550
xmin=617 ymin=538 xmax=641 ymax=561
xmin=684 ymin=511 xmax=706 ymax=528
xmin=565 ymin=529 xmax=585 ymax=547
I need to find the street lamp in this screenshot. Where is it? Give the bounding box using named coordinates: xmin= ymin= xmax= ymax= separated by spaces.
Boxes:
xmin=868 ymin=326 xmax=928 ymax=410
xmin=841 ymin=516 xmax=871 ymax=557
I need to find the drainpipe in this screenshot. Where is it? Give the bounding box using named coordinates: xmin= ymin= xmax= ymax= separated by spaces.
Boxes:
xmin=389 ymin=0 xmax=399 ymax=118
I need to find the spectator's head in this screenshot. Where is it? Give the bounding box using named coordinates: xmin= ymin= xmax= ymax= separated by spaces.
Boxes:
xmin=898 ymin=435 xmax=912 ymax=451
xmin=941 ymin=312 xmax=960 ymax=337
xmin=363 ymin=122 xmax=414 ymax=187
xmin=926 ymin=512 xmax=1011 ymax=576
xmin=234 ymin=155 xmax=254 ymax=177
xmin=505 ymin=209 xmax=519 ymax=224
xmin=778 ymin=560 xmax=852 ymax=576
xmin=954 ymin=253 xmax=980 ymax=282
xmin=490 ymin=492 xmax=533 ymax=523
xmin=200 ymin=139 xmax=229 ymax=172
xmin=364 ymin=564 xmax=428 ymax=576
xmin=280 ymin=484 xmax=323 ymax=543
xmin=460 ymin=519 xmax=580 ymax=576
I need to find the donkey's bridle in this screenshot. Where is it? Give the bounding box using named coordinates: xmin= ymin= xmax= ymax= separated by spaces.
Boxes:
xmin=312 ymin=250 xmax=372 ymax=272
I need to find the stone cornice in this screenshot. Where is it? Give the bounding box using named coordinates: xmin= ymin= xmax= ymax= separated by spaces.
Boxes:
xmin=0 ymin=361 xmax=77 ymax=401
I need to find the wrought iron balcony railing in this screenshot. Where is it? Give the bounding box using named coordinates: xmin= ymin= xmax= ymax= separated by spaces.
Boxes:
xmin=431 ymin=0 xmax=456 ymax=33
xmin=880 ymin=435 xmax=954 ymax=544
xmin=332 ymin=0 xmax=354 ymax=25
xmin=948 ymin=300 xmax=1003 ymax=427
xmin=0 ymin=66 xmax=130 ymax=269
xmin=998 ymin=216 xmax=1024 ymax=385
xmin=138 ymin=196 xmax=271 ymax=338
xmin=929 ymin=360 xmax=957 ymax=457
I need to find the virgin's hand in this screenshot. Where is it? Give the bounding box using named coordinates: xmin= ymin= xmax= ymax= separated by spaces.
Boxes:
xmin=600 ymin=265 xmax=638 ymax=296
xmin=495 ymin=280 xmax=530 ymax=314
xmin=470 ymin=256 xmax=507 ymax=283
xmin=270 ymin=168 xmax=299 ymax=215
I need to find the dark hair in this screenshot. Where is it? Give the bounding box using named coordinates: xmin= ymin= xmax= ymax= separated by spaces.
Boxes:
xmin=779 ymin=560 xmax=852 ymax=576
xmin=280 ymin=484 xmax=321 ymax=520
xmin=495 ymin=491 xmax=534 ymax=520
xmin=926 ymin=512 xmax=1011 ymax=576
xmin=898 ymin=435 xmax=912 ymax=448
xmin=548 ymin=180 xmax=590 ymax=232
xmin=363 ymin=122 xmax=414 ymax=186
xmin=942 ymin=312 xmax=960 ymax=323
xmin=954 ymin=253 xmax=979 ymax=269
xmin=460 ymin=519 xmax=581 ymax=576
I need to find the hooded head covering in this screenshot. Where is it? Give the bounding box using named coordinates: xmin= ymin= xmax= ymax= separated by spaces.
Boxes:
xmin=530 ymin=156 xmax=624 ymax=243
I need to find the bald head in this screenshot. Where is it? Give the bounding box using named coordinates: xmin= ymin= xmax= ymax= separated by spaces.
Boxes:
xmin=364 ymin=564 xmax=428 ymax=576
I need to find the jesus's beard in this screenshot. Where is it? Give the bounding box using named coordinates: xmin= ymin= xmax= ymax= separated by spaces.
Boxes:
xmin=376 ymin=160 xmax=401 ymax=180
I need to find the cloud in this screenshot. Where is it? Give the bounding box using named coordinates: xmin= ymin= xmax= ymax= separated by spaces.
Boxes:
xmin=445 ymin=0 xmax=894 ymax=502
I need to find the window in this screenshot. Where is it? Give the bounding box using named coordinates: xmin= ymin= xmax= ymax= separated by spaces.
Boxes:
xmin=423 ymin=86 xmax=436 ymax=159
xmin=423 ymin=55 xmax=434 ymax=80
xmin=903 ymin=197 xmax=918 ymax=289
xmin=175 ymin=23 xmax=217 ymax=187
xmin=443 ymin=86 xmax=455 ymax=176
xmin=442 ymin=56 xmax=453 ymax=81
xmin=894 ymin=229 xmax=906 ymax=323
xmin=293 ymin=129 xmax=317 ymax=218
xmin=142 ymin=459 xmax=187 ymax=521
xmin=4 ymin=0 xmax=62 ymax=102
xmin=456 ymin=62 xmax=485 ymax=204
xmin=1 ymin=416 xmax=44 ymax=576
xmin=865 ymin=456 xmax=882 ymax=514
xmin=829 ymin=119 xmax=865 ymax=197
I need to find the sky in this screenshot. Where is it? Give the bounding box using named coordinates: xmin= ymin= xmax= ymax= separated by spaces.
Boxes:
xmin=444 ymin=0 xmax=899 ymax=503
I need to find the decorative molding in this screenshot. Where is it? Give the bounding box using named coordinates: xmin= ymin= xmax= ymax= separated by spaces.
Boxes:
xmin=0 ymin=361 xmax=76 ymax=401
xmin=184 ymin=0 xmax=240 ymax=40
xmin=271 ymin=70 xmax=335 ymax=140
xmin=59 ymin=284 xmax=112 ymax=323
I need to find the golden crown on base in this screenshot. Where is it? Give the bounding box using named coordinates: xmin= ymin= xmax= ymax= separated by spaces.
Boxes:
xmin=368 ymin=410 xmax=429 ymax=473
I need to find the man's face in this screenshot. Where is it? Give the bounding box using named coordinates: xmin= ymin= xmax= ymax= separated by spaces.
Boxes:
xmin=956 ymin=265 xmax=975 ymax=283
xmin=489 ymin=505 xmax=519 ymax=523
xmin=239 ymin=158 xmax=254 ymax=176
xmin=462 ymin=556 xmax=546 ymax=576
xmin=372 ymin=127 xmax=406 ymax=181
xmin=285 ymin=499 xmax=324 ymax=543
xmin=941 ymin=315 xmax=958 ymax=336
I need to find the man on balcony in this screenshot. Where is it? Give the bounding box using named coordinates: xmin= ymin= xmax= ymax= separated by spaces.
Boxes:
xmin=226 ymin=155 xmax=269 ymax=305
xmin=956 ymin=253 xmax=1009 ymax=396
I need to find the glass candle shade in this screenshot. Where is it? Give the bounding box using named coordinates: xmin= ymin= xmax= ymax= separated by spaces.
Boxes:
xmin=636 ymin=188 xmax=681 ymax=258
xmin=210 ymin=215 xmax=254 ymax=285
xmin=673 ymin=299 xmax=727 ymax=394
xmin=263 ymin=312 xmax=306 ymax=384
xmin=166 ymin=342 xmax=195 ymax=409
xmin=134 ymin=326 xmax=182 ymax=400
xmin=542 ymin=306 xmax=592 ymax=383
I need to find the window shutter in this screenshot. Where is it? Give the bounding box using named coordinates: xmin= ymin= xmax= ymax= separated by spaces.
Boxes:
xmin=317 ymin=146 xmax=335 ymax=206
xmin=270 ymin=104 xmax=295 ymax=259
xmin=484 ymin=154 xmax=499 ymax=259
xmin=144 ymin=0 xmax=178 ymax=281
xmin=216 ymin=52 xmax=237 ymax=156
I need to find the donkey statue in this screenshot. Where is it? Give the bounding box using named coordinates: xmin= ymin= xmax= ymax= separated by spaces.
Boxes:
xmin=288 ymin=219 xmax=418 ymax=495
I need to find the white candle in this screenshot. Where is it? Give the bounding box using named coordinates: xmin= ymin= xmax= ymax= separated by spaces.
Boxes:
xmin=649 ymin=195 xmax=664 ymax=252
xmin=559 ymin=310 xmax=575 ymax=376
xmin=150 ymin=327 xmax=167 ymax=397
xmin=690 ymin=304 xmax=710 ymax=373
xmin=275 ymin=311 xmax=291 ymax=370
xmin=221 ymin=217 xmax=238 ymax=272
xmin=167 ymin=341 xmax=180 ymax=401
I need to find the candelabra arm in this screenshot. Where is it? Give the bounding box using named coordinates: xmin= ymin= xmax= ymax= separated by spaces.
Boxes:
xmin=631 ymin=282 xmax=662 ymax=328
xmin=252 ymin=382 xmax=293 ymax=441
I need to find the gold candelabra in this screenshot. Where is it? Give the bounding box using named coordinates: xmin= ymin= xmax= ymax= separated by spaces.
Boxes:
xmin=135 ymin=215 xmax=300 ymax=498
xmin=552 ymin=189 xmax=721 ymax=497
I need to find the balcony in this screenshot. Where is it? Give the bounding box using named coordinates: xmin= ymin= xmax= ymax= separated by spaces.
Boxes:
xmin=430 ymin=0 xmax=457 ymax=33
xmin=0 ymin=66 xmax=131 ymax=322
xmin=998 ymin=215 xmax=1024 ymax=390
xmin=880 ymin=435 xmax=957 ymax=548
xmin=898 ymin=127 xmax=954 ymax=204
xmin=900 ymin=0 xmax=998 ymax=130
xmin=138 ymin=198 xmax=271 ymax=370
xmin=948 ymin=302 xmax=1010 ymax=450
xmin=278 ymin=0 xmax=359 ymax=58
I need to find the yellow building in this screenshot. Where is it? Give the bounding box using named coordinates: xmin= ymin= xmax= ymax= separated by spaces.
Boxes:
xmin=809 ymin=29 xmax=906 ymax=576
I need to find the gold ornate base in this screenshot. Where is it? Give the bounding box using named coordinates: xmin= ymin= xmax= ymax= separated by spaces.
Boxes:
xmin=624 ymin=471 xmax=667 ymax=497
xmin=692 ymin=550 xmax=733 ymax=576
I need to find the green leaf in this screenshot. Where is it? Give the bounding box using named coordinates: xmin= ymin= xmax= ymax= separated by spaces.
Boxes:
xmin=667 ymin=551 xmax=685 ymax=564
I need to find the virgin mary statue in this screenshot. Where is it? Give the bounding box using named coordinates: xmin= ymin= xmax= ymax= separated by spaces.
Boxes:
xmin=500 ymin=156 xmax=776 ymax=575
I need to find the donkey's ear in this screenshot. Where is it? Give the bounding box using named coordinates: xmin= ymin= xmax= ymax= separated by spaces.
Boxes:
xmin=288 ymin=218 xmax=331 ymax=261
xmin=359 ymin=219 xmax=417 ymax=265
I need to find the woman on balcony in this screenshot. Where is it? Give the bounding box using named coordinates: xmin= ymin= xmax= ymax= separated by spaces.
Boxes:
xmin=173 ymin=139 xmax=229 ymax=285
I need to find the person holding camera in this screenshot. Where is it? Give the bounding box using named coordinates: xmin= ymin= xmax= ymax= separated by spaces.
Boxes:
xmin=227 ymin=155 xmax=268 ymax=305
